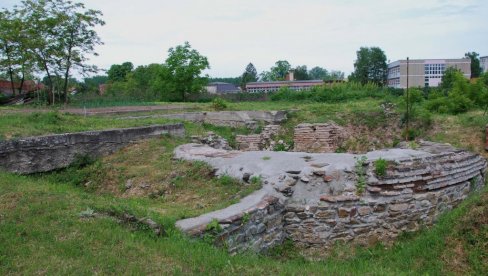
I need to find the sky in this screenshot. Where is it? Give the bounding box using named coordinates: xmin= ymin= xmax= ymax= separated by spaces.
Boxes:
xmin=2 ymin=0 xmax=488 ymax=78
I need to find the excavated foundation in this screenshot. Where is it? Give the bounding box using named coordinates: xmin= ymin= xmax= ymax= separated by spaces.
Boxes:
xmin=175 ymin=141 xmax=487 ymax=253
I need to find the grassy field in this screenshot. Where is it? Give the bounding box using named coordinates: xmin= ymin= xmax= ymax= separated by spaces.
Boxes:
xmin=3 ymin=98 xmax=485 ymax=155
xmin=1 ymin=171 xmax=486 ymax=274
xmin=1 ymin=99 xmax=487 ymax=274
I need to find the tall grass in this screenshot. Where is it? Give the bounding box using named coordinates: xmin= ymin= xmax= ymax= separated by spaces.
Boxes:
xmin=270 ymin=82 xmax=403 ymax=103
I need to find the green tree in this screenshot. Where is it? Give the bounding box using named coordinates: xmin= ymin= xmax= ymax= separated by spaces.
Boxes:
xmin=128 ymin=63 xmax=171 ymax=101
xmin=309 ymin=66 xmax=328 ymax=80
xmin=293 ymin=65 xmax=310 ymax=80
xmin=107 ymin=62 xmax=134 ymax=82
xmin=352 ymin=47 xmax=387 ymax=85
xmin=80 ymin=75 xmax=107 ymax=93
xmin=270 ymin=60 xmax=291 ymax=81
xmin=165 ymin=42 xmax=210 ymax=102
xmin=261 ymin=60 xmax=291 ymax=81
xmin=16 ymin=0 xmax=104 ymax=104
xmin=465 ymin=52 xmax=482 ymax=78
xmin=326 ymin=70 xmax=345 ymax=81
xmin=240 ymin=63 xmax=258 ymax=89
xmin=440 ymin=67 xmax=465 ymax=92
xmin=0 ymin=9 xmax=35 ymax=96
xmin=54 ymin=0 xmax=105 ymax=103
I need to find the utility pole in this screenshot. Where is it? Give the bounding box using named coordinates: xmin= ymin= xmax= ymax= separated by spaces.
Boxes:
xmin=405 ymin=57 xmax=410 ymax=141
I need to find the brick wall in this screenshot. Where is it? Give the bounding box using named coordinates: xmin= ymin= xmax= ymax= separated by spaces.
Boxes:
xmin=293 ymin=123 xmax=347 ymax=153
xmin=236 ymin=125 xmax=281 ymax=151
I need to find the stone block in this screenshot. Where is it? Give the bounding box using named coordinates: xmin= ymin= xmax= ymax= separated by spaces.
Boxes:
xmin=358 ymin=207 xmax=373 ymax=216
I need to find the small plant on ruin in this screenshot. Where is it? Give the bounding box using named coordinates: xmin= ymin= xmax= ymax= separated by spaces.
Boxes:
xmin=262 ymin=156 xmax=271 ymax=161
xmin=206 ymin=218 xmax=222 ymax=233
xmin=408 ymin=141 xmax=419 ymax=149
xmin=203 ymin=218 xmax=223 ymax=244
xmin=273 ymin=143 xmax=287 ymax=151
xmin=211 ymin=98 xmax=228 ymax=111
xmin=242 ymin=212 xmax=251 ymax=225
xmin=374 ymin=158 xmax=387 ymax=177
xmin=250 ymin=175 xmax=263 ymax=186
xmin=355 ymin=156 xmax=368 ymax=195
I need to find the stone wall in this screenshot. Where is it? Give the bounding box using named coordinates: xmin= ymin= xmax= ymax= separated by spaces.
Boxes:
xmin=176 ymin=191 xmax=286 ymax=254
xmin=0 ymin=124 xmax=185 ymax=174
xmin=174 ymin=141 xmax=487 ymax=253
xmin=285 ymin=146 xmax=487 ymax=248
xmin=236 ymin=125 xmax=281 ymax=151
xmin=213 ymin=196 xmax=285 ymax=253
xmin=293 ymin=123 xmax=347 ymax=153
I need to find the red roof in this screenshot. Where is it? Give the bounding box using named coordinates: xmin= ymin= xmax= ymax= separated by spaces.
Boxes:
xmin=0 ymin=80 xmax=44 ymax=92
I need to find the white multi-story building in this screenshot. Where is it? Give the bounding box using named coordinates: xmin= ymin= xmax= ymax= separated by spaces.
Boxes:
xmin=480 ymin=56 xmax=488 ymax=73
xmin=387 ymin=58 xmax=471 ymax=88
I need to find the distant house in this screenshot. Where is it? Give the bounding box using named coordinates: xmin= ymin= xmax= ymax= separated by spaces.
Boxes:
xmin=205 ymin=82 xmax=240 ymax=94
xmin=98 ymin=84 xmax=107 ymax=95
xmin=481 ymin=56 xmax=488 ymax=73
xmin=245 ymin=70 xmax=324 ymax=93
xmin=0 ymin=80 xmax=44 ymax=96
xmin=245 ymin=80 xmax=324 ymax=93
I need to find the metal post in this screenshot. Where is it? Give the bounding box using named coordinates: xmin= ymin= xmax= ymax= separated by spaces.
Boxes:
xmin=406 ymin=57 xmax=410 ymax=141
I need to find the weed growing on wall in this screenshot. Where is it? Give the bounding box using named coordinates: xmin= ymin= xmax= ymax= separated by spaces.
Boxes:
xmin=374 ymin=158 xmax=387 ymax=177
xmin=250 ymin=175 xmax=263 ymax=186
xmin=355 ymin=156 xmax=368 ymax=195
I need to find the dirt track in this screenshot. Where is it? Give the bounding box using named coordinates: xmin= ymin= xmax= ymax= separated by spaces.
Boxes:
xmin=1 ymin=104 xmax=196 ymax=116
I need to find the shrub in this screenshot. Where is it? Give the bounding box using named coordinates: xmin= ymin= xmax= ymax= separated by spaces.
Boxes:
xmin=211 ymin=98 xmax=228 ymax=110
xmin=273 ymin=143 xmax=287 ymax=151
xmin=270 ymin=82 xmax=392 ymax=103
xmin=401 ymin=128 xmax=418 ymax=141
xmin=72 ymin=154 xmax=95 ymax=168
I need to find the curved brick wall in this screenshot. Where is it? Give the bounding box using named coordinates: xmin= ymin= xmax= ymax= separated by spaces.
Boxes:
xmin=285 ymin=145 xmax=487 ymax=248
xmin=175 ymin=141 xmax=487 ymax=253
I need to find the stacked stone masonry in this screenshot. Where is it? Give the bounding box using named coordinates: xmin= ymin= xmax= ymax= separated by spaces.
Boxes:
xmin=175 ymin=141 xmax=487 ymax=253
xmin=286 ymin=147 xmax=487 ymax=248
xmin=294 ymin=123 xmax=347 ymax=153
xmin=0 ymin=124 xmax=185 ymax=174
xmin=208 ymin=196 xmax=284 ymax=253
xmin=236 ymin=125 xmax=281 ymax=151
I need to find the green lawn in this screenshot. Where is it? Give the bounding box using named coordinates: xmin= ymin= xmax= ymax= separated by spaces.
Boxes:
xmin=1 ymin=172 xmax=486 ymax=274
xmin=1 ymin=99 xmax=487 ymax=274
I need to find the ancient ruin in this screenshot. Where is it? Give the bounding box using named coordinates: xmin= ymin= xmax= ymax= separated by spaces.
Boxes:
xmin=175 ymin=141 xmax=487 ymax=253
xmin=121 ymin=110 xmax=287 ymax=129
xmin=293 ymin=123 xmax=348 ymax=153
xmin=0 ymin=124 xmax=185 ymax=174
xmin=236 ymin=125 xmax=282 ymax=151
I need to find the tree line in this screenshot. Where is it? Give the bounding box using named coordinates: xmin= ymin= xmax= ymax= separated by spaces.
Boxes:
xmin=103 ymin=42 xmax=209 ymax=102
xmin=0 ymin=0 xmax=104 ymax=104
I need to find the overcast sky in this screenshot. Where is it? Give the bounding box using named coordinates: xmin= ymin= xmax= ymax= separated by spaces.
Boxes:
xmin=2 ymin=0 xmax=488 ymax=78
